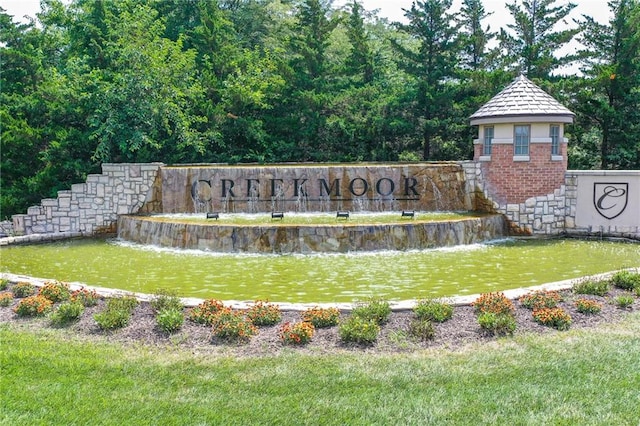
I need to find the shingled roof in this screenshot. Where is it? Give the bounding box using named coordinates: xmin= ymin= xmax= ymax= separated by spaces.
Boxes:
xmin=470 ymin=75 xmax=575 ymax=124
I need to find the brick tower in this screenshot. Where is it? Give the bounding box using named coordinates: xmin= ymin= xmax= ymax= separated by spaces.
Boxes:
xmin=470 ymin=75 xmax=575 ymax=204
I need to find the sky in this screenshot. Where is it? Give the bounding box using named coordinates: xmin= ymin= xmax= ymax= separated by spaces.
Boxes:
xmin=3 ymin=0 xmax=609 ymax=74
xmin=3 ymin=0 xmax=610 ymax=27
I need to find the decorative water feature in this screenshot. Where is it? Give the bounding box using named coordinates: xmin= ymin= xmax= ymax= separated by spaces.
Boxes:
xmin=1 ymin=238 xmax=638 ymax=303
xmin=117 ymin=212 xmax=507 ymax=253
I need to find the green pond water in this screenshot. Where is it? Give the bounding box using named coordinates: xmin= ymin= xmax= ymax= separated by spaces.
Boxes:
xmin=2 ymin=238 xmax=637 ymax=303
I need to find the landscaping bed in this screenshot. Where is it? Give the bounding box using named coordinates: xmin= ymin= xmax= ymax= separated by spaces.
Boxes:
xmin=1 ymin=273 xmax=639 ymax=358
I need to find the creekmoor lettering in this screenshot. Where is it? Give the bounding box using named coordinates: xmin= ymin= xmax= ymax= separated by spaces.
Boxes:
xmin=191 ymin=176 xmax=420 ymax=203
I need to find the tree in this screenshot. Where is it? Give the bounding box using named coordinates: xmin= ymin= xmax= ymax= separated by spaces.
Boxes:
xmin=498 ymin=0 xmax=579 ymax=79
xmin=391 ymin=0 xmax=461 ymax=160
xmin=87 ymin=4 xmax=207 ymax=163
xmin=458 ymin=0 xmax=498 ymax=71
xmin=574 ymin=0 xmax=640 ymax=169
xmin=345 ymin=1 xmax=374 ymax=84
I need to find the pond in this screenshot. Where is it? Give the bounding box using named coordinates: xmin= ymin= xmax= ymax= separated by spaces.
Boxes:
xmin=2 ymin=238 xmax=637 ymax=303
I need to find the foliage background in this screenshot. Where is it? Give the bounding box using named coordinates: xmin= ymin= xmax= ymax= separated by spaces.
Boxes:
xmin=1 ymin=0 xmax=639 ymax=218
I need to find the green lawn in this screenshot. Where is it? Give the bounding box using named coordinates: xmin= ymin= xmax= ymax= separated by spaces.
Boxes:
xmin=2 ymin=314 xmax=640 ymax=425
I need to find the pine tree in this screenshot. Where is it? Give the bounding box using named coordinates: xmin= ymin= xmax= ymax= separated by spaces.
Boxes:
xmin=575 ymin=0 xmax=640 ymax=168
xmin=498 ymin=0 xmax=579 ymax=79
xmin=392 ymin=0 xmax=460 ymax=160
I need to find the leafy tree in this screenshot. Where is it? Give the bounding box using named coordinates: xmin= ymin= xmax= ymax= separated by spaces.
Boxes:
xmin=86 ymin=4 xmax=207 ymax=163
xmin=498 ymin=0 xmax=580 ymax=79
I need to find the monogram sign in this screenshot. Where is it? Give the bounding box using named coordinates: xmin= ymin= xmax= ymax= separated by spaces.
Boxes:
xmin=593 ymin=183 xmax=629 ymax=220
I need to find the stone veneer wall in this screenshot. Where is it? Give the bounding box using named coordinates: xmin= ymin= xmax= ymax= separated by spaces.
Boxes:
xmin=11 ymin=163 xmax=163 ymax=236
xmin=463 ymin=163 xmax=640 ymax=239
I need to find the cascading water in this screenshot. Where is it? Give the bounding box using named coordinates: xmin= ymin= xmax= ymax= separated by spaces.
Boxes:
xmin=121 ymin=163 xmax=500 ymax=253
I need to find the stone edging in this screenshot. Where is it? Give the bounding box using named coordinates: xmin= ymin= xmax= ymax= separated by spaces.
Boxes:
xmin=2 ymin=269 xmax=637 ymax=312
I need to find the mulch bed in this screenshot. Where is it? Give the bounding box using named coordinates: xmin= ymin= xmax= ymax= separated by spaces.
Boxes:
xmin=1 ymin=284 xmax=637 ymax=358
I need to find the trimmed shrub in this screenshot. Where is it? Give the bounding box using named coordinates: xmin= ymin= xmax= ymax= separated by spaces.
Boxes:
xmin=477 ymin=312 xmax=517 ymax=336
xmin=408 ymin=318 xmax=435 ymax=341
xmin=610 ymin=270 xmax=640 ymax=291
xmin=14 ymin=295 xmax=53 ymax=317
xmin=156 ymin=308 xmax=184 ymax=334
xmin=575 ymin=298 xmax=602 ymax=314
xmin=573 ymin=279 xmax=609 ymax=296
xmin=414 ymin=298 xmax=453 ymax=322
xmin=211 ymin=308 xmax=257 ymax=342
xmin=472 ymin=292 xmax=515 ymax=316
xmin=519 ymin=290 xmax=562 ymax=310
xmin=279 ymin=321 xmax=315 ymax=345
xmin=50 ymin=301 xmax=84 ymax=326
xmin=301 ymin=306 xmax=340 ymax=328
xmin=107 ymin=295 xmax=139 ymax=312
xmin=352 ymin=298 xmax=391 ymax=325
xmin=189 ymin=299 xmax=225 ymax=325
xmin=0 ymin=278 xmax=9 ymax=291
xmin=94 ymin=308 xmax=132 ymax=330
xmin=0 ymin=292 xmax=14 ymax=307
xmin=39 ymin=281 xmax=71 ymax=303
xmin=12 ymin=282 xmax=36 ymax=298
xmin=614 ymin=294 xmax=634 ymax=309
xmin=338 ymin=316 xmax=380 ymax=345
xmin=93 ymin=295 xmax=138 ymax=331
xmin=533 ymin=307 xmax=572 ymax=330
xmin=150 ymin=289 xmax=183 ymax=313
xmin=246 ymin=300 xmax=282 ymax=326
xmin=71 ymin=288 xmax=101 ymax=307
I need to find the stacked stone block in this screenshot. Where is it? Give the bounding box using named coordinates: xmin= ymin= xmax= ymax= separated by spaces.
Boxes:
xmin=11 ymin=163 xmax=163 ymax=236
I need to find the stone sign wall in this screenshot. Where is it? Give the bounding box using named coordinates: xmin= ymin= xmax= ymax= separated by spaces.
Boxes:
xmin=6 ymin=162 xmax=639 ymax=242
xmin=160 ymin=163 xmax=473 ymax=213
xmin=569 ymin=170 xmax=639 ymax=237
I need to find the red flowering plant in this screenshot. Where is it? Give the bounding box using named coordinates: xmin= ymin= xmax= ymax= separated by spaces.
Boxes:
xmin=39 ymin=281 xmax=71 ymax=303
xmin=246 ymin=300 xmax=282 ymax=326
xmin=211 ymin=308 xmax=257 ymax=342
xmin=188 ymin=299 xmax=225 ymax=325
xmin=575 ymin=298 xmax=602 ymax=314
xmin=533 ymin=307 xmax=572 ymax=330
xmin=472 ymin=292 xmax=515 ymax=316
xmin=519 ymin=290 xmax=562 ymax=310
xmin=71 ymin=288 xmax=101 ymax=307
xmin=0 ymin=292 xmax=14 ymax=307
xmin=280 ymin=321 xmax=315 ymax=345
xmin=301 ymin=306 xmax=340 ymax=328
xmin=14 ymin=295 xmax=53 ymax=317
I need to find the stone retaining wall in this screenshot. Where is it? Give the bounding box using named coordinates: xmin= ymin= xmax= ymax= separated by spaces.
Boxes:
xmin=11 ymin=163 xmax=163 ymax=236
xmin=7 ymin=162 xmax=638 ymax=242
xmin=464 ymin=164 xmax=640 ymax=239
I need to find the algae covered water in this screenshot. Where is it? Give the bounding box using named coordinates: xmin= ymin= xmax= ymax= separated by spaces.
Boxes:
xmin=1 ymin=238 xmax=638 ymax=303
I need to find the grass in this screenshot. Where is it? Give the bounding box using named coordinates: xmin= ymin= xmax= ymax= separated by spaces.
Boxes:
xmin=2 ymin=314 xmax=640 ymax=425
